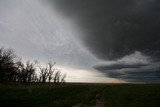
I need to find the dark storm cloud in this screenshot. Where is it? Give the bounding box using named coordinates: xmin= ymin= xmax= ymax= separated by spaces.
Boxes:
xmin=94 ymin=62 xmax=160 ymax=83
xmin=47 ymin=0 xmax=160 ymax=60
xmin=93 ymin=52 xmax=160 ymax=83
xmin=94 ymin=63 xmax=148 ymax=71
xmin=45 ymin=0 xmax=160 ymax=82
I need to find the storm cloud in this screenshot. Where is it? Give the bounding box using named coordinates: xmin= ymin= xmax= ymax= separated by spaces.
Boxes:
xmin=94 ymin=51 xmax=160 ymax=83
xmin=48 ymin=0 xmax=160 ymax=60
xmin=46 ymin=0 xmax=160 ymax=82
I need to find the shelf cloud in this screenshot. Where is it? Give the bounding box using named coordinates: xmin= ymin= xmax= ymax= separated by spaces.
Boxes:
xmin=47 ymin=0 xmax=160 ymax=82
xmin=94 ymin=51 xmax=160 ymax=83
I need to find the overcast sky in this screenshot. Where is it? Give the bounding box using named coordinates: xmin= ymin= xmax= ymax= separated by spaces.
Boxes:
xmin=0 ymin=0 xmax=160 ymax=83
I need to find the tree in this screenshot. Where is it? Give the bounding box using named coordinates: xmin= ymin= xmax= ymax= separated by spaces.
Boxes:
xmin=17 ymin=61 xmax=37 ymax=83
xmin=48 ymin=62 xmax=56 ymax=82
xmin=0 ymin=47 xmax=17 ymax=83
xmin=61 ymin=73 xmax=67 ymax=83
xmin=38 ymin=65 xmax=49 ymax=83
xmin=38 ymin=62 xmax=66 ymax=83
xmin=0 ymin=47 xmax=67 ymax=84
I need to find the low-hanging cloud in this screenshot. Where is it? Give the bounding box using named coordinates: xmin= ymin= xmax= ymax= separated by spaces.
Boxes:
xmin=94 ymin=51 xmax=160 ymax=83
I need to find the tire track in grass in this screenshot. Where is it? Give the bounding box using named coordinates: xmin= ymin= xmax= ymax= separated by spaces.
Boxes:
xmin=73 ymin=85 xmax=111 ymax=107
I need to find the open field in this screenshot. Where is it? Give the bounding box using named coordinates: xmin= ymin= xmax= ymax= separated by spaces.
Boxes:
xmin=0 ymin=83 xmax=160 ymax=107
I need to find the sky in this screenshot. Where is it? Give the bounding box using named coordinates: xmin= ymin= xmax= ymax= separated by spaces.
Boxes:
xmin=0 ymin=0 xmax=160 ymax=83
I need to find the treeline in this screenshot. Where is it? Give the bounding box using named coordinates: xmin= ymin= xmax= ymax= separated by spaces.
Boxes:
xmin=0 ymin=47 xmax=66 ymax=84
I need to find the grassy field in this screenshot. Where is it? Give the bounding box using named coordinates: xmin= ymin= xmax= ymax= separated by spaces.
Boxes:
xmin=0 ymin=83 xmax=160 ymax=107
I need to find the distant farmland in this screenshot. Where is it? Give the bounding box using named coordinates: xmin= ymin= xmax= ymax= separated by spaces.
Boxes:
xmin=0 ymin=83 xmax=160 ymax=107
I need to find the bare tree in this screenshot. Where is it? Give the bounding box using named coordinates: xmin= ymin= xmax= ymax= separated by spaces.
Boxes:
xmin=48 ymin=62 xmax=56 ymax=82
xmin=15 ymin=59 xmax=24 ymax=82
xmin=0 ymin=47 xmax=67 ymax=84
xmin=15 ymin=60 xmax=37 ymax=83
xmin=38 ymin=62 xmax=66 ymax=83
xmin=38 ymin=65 xmax=49 ymax=83
xmin=0 ymin=47 xmax=17 ymax=83
xmin=61 ymin=73 xmax=67 ymax=83
xmin=53 ymin=70 xmax=61 ymax=83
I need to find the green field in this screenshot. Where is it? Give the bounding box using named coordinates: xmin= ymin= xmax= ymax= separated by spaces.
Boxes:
xmin=0 ymin=83 xmax=160 ymax=107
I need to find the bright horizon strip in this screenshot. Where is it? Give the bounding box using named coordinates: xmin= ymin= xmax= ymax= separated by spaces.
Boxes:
xmin=57 ymin=66 xmax=126 ymax=83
